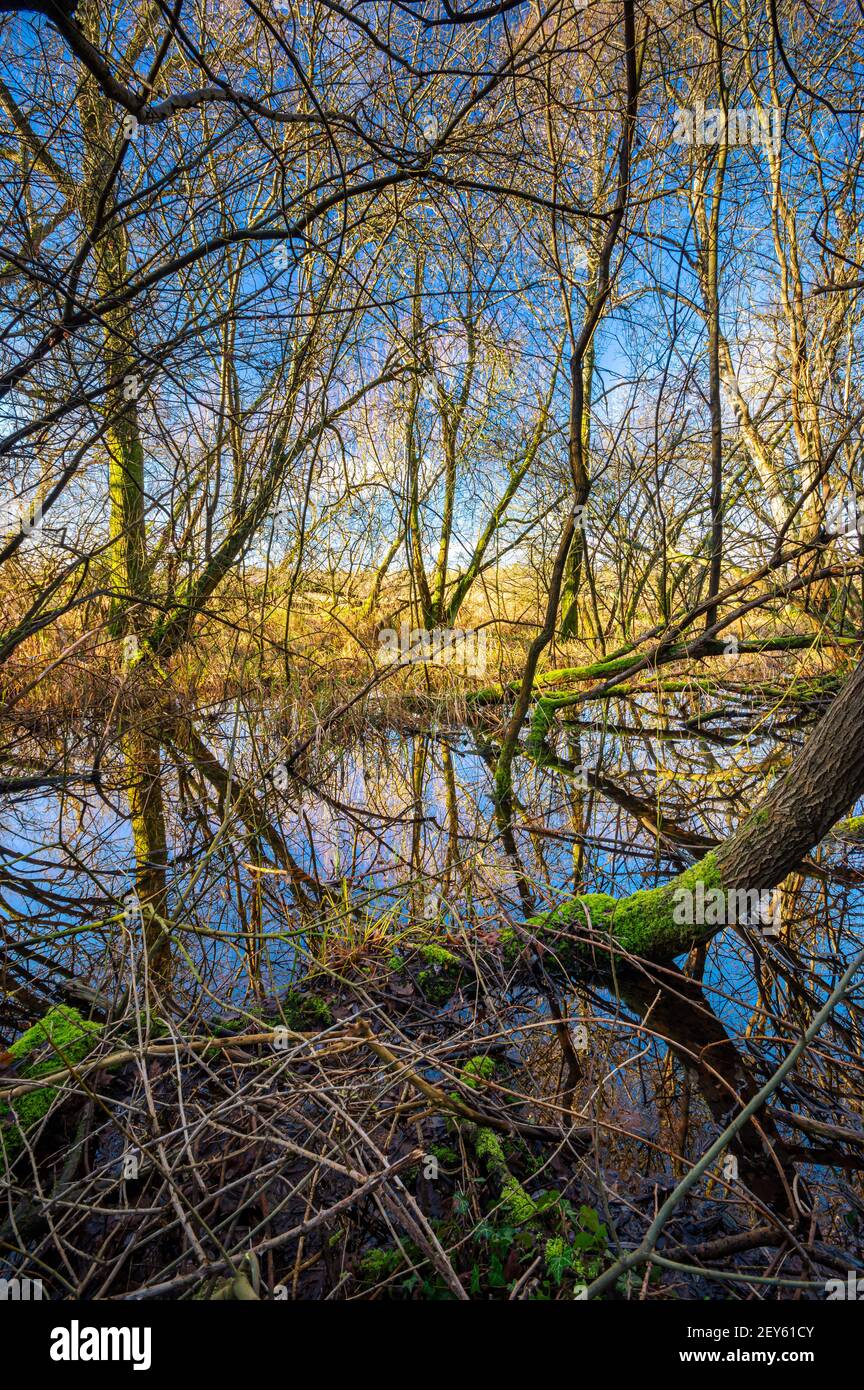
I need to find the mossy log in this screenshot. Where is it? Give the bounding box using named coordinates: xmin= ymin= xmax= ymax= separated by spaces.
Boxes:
xmin=470 ymin=634 xmax=856 ymax=708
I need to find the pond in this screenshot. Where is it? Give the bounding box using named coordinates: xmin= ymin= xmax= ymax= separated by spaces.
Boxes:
xmin=3 ymin=685 xmax=862 ymax=1013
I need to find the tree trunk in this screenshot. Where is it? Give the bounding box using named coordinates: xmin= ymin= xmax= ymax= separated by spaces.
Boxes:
xmin=78 ymin=1 xmax=170 ymax=980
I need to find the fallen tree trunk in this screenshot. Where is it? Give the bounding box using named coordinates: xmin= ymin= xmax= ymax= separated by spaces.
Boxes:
xmin=471 ymin=633 xmax=858 ymax=706
xmin=503 ymin=650 xmax=864 ymax=965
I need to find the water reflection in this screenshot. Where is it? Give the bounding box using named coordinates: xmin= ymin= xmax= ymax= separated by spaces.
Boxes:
xmin=3 ymin=685 xmax=864 ymax=1268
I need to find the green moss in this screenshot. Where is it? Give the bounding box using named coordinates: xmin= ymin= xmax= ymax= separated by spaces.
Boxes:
xmin=527 ymin=891 xmax=618 ymax=935
xmin=429 ymin=1143 xmax=459 ymax=1166
xmin=417 ymin=970 xmax=454 ymax=1003
xmin=499 ymin=926 xmax=523 ymax=966
xmin=417 ymin=943 xmax=462 ymax=1003
xmin=207 ymin=1014 xmax=247 ymax=1038
xmin=474 ymin=1125 xmax=504 ymax=1166
xmin=527 ymin=697 xmax=557 ymax=750
xmin=499 ymin=1174 xmax=537 ymax=1225
xmin=419 ymin=944 xmax=458 ymax=967
xmin=466 ymin=686 xmax=504 ymax=705
xmin=467 ymin=636 xmax=852 ymax=710
xmin=537 ymin=653 xmax=644 ymax=687
xmin=461 ymin=1055 xmax=495 ymax=1088
xmin=475 ymin=1127 xmax=537 ymax=1225
xmin=358 ymin=1246 xmax=403 ymax=1282
xmin=386 ymin=941 xmax=465 ymax=1003
xmin=280 ymin=989 xmax=332 ymax=1030
xmin=1 ymin=1005 xmax=102 ymax=1166
xmin=832 ymin=814 xmax=864 ymax=842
